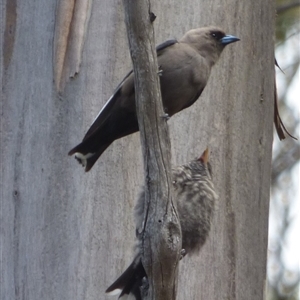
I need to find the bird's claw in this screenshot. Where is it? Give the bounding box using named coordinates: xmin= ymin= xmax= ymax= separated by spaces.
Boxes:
xmin=157 ymin=67 xmax=163 ymax=76
xmin=161 ymin=113 xmax=170 ymax=120
xmin=180 ymin=249 xmax=186 ymax=260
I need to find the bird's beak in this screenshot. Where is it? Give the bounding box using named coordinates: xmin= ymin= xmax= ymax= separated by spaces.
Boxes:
xmin=200 ymin=148 xmax=209 ymax=165
xmin=221 ymin=35 xmax=240 ymax=45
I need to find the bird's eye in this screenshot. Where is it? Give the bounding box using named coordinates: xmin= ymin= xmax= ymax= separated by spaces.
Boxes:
xmin=211 ymin=31 xmax=224 ymax=40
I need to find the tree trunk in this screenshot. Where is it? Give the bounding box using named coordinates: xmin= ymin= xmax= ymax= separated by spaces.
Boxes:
xmin=1 ymin=0 xmax=274 ymax=300
xmin=123 ymin=1 xmax=181 ymax=299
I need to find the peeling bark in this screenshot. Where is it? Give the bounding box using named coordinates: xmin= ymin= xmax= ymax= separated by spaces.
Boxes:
xmin=53 ymin=0 xmax=93 ymax=92
xmin=3 ymin=0 xmax=17 ymax=69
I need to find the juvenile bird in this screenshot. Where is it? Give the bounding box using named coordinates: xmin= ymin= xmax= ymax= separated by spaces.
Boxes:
xmin=106 ymin=149 xmax=218 ymax=299
xmin=69 ymin=27 xmax=239 ymax=171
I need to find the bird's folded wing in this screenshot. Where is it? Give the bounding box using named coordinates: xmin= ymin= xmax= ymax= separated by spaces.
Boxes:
xmin=156 ymin=39 xmax=178 ymax=53
xmin=83 ymin=39 xmax=179 ymax=141
xmin=83 ymin=70 xmax=133 ymax=141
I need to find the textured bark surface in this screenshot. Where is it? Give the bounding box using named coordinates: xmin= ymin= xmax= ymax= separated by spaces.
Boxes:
xmin=1 ymin=0 xmax=274 ymax=300
xmin=123 ymin=1 xmax=181 ymax=299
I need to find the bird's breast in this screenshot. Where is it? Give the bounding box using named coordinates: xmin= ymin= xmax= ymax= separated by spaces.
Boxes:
xmin=157 ymin=46 xmax=210 ymax=115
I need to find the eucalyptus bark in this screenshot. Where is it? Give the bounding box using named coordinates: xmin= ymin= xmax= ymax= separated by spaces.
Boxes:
xmin=1 ymin=1 xmax=274 ymax=300
xmin=122 ymin=1 xmax=181 ymax=299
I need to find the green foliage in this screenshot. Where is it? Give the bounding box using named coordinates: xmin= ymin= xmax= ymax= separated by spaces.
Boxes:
xmin=276 ymin=0 xmax=300 ymax=41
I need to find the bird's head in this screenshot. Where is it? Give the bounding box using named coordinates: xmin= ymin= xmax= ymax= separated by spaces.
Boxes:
xmin=180 ymin=26 xmax=240 ymax=67
xmin=172 ymin=148 xmax=213 ymax=187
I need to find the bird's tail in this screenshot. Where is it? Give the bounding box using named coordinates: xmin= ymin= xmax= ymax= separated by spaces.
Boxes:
xmin=68 ymin=141 xmax=111 ymax=172
xmin=106 ymin=255 xmax=146 ymax=300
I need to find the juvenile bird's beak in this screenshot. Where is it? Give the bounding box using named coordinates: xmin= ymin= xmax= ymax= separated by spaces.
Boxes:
xmin=220 ymin=35 xmax=240 ymax=45
xmin=199 ymin=148 xmax=209 ymax=165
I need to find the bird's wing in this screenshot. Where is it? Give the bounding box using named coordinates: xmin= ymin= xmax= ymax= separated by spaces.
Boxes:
xmin=83 ymin=70 xmax=133 ymax=141
xmin=156 ymin=39 xmax=178 ymax=53
xmin=83 ymin=39 xmax=178 ymax=141
xmin=106 ymin=255 xmax=145 ymax=299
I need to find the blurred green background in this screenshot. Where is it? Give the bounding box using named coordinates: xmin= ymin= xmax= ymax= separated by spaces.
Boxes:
xmin=268 ymin=1 xmax=300 ymax=299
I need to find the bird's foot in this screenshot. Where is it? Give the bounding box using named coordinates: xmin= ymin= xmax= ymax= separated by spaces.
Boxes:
xmin=141 ymin=276 xmax=149 ymax=296
xmin=180 ymin=249 xmax=186 ymax=260
xmin=157 ymin=66 xmax=163 ymax=76
xmin=161 ymin=113 xmax=170 ymax=120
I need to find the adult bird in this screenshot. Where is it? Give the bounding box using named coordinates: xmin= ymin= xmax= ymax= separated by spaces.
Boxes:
xmin=106 ymin=149 xmax=218 ymax=299
xmin=69 ymin=27 xmax=239 ymax=171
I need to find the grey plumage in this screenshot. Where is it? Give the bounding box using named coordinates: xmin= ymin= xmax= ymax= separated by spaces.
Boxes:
xmin=69 ymin=27 xmax=239 ymax=171
xmin=106 ymin=149 xmax=218 ymax=299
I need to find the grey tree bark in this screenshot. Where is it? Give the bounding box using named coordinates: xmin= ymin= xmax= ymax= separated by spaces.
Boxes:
xmin=122 ymin=1 xmax=181 ymax=299
xmin=1 ymin=1 xmax=274 ymax=300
